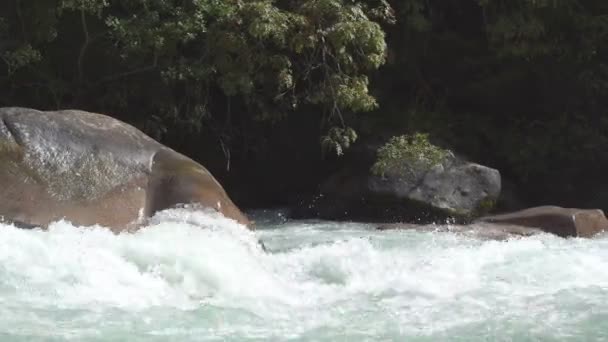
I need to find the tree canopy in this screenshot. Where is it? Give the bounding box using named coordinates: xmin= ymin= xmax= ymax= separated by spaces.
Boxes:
xmin=0 ymin=0 xmax=392 ymax=155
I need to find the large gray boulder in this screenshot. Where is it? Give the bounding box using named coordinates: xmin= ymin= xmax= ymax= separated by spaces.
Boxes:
xmin=296 ymin=149 xmax=500 ymax=223
xmin=369 ymin=155 xmax=501 ymax=218
xmin=0 ymin=107 xmax=250 ymax=231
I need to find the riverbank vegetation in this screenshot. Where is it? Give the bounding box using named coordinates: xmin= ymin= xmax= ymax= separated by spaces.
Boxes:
xmin=2 ymin=0 xmax=608 ymax=209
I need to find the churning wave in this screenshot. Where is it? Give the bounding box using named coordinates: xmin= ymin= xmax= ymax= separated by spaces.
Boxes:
xmin=1 ymin=208 xmax=608 ymax=341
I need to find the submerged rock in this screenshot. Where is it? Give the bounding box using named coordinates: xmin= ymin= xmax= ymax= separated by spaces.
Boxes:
xmin=377 ymin=222 xmax=542 ymax=241
xmin=377 ymin=206 xmax=608 ymax=239
xmin=0 ymin=107 xmax=249 ymax=231
xmin=476 ymin=206 xmax=608 ymax=238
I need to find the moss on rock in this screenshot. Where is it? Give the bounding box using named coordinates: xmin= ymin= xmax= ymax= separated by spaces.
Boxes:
xmin=371 ymin=133 xmax=450 ymax=178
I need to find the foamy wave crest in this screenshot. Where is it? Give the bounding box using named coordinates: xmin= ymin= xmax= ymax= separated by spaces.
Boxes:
xmin=0 ymin=207 xmax=270 ymax=312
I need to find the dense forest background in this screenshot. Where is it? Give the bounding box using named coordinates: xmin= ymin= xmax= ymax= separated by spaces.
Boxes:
xmin=1 ymin=0 xmax=608 ymax=211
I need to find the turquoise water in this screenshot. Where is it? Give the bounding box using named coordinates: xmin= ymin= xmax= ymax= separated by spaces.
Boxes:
xmin=1 ymin=208 xmax=608 ymax=341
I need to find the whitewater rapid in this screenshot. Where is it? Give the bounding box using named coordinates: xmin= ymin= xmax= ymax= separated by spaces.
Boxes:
xmin=1 ymin=208 xmax=608 ymax=341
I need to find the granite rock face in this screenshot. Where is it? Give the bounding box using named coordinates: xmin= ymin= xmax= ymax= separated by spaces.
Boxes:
xmin=0 ymin=107 xmax=250 ymax=231
xmin=368 ymin=155 xmax=501 ymax=218
xmin=299 ymin=148 xmax=501 ymax=223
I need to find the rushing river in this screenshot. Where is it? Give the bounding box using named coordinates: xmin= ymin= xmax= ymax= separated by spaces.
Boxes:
xmin=1 ymin=208 xmax=608 ymax=341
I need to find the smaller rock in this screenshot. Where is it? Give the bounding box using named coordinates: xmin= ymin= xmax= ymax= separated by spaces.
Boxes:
xmin=369 ymin=156 xmax=501 ymax=218
xmin=296 ymin=139 xmax=503 ymax=223
xmin=475 ymin=206 xmax=608 ymax=238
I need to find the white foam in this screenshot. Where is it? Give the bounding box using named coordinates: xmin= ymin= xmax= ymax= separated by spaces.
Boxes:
xmin=1 ymin=210 xmax=608 ymax=340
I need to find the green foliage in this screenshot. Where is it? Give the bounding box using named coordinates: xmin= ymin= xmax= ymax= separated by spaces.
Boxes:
xmin=0 ymin=0 xmax=391 ymax=157
xmin=371 ymin=133 xmax=450 ymax=178
xmin=2 ymin=44 xmax=41 ymax=74
xmin=102 ymin=0 xmax=390 ymax=127
xmin=321 ymin=126 xmax=358 ymax=156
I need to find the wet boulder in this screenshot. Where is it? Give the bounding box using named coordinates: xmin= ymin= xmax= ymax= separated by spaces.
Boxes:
xmin=475 ymin=206 xmax=608 ymax=238
xmin=368 ymin=155 xmax=501 ymax=220
xmin=0 ymin=107 xmax=250 ymax=231
xmin=297 ymin=146 xmax=500 ymax=223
